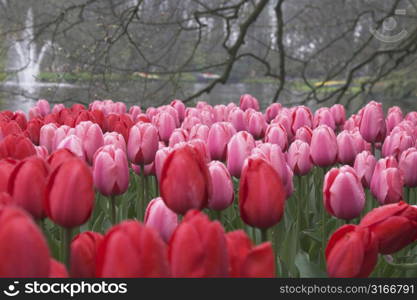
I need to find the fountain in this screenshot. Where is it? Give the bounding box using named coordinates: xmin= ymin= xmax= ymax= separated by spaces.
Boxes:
xmin=5 ymin=8 xmax=50 ymax=94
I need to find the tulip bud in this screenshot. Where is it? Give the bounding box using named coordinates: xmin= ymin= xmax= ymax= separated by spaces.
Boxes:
xmin=207 ymin=122 xmax=236 ymax=161
xmin=168 ymin=210 xmax=229 ymax=277
xmin=74 ymin=121 xmax=104 ymax=164
xmin=310 ymin=125 xmax=338 ymax=167
xmin=265 ymin=103 xmax=282 ymax=123
xmin=93 ymin=145 xmax=129 ymax=196
xmin=144 ymin=197 xmax=178 ymax=243
xmin=294 ymin=126 xmax=313 ymax=144
xmin=96 ymin=221 xmax=170 ymax=277
xmin=170 ymin=99 xmax=186 ymax=122
xmin=226 ymin=131 xmax=256 ymax=178
xmin=70 ymin=231 xmax=103 ymax=277
xmin=160 ymin=144 xmax=211 ymax=215
xmin=0 ymin=134 xmax=36 ymax=160
xmin=359 ymin=201 xmax=417 ymax=254
xmin=0 ymin=206 xmax=50 ymax=277
xmin=399 ymin=148 xmax=417 ymax=187
xmin=386 ymin=106 xmax=403 ymax=134
xmin=239 ymin=94 xmax=260 ymax=111
xmin=56 ymin=134 xmax=85 ymax=160
xmin=371 ymin=167 xmax=404 ymax=205
xmin=45 ymin=157 xmax=95 ymax=228
xmin=8 ymin=157 xmax=49 ymax=219
xmin=264 ymin=123 xmax=288 ymax=151
xmin=153 ymin=111 xmax=177 ymax=143
xmin=353 ymin=151 xmax=377 ymax=188
xmin=245 ymin=110 xmax=266 ymax=139
xmin=314 ymin=107 xmax=336 ymax=130
xmin=103 ymin=132 xmax=126 ymax=152
xmin=291 ymin=106 xmax=313 ymax=135
xmin=323 ymin=166 xmax=365 ymax=220
xmin=330 ymin=104 xmax=346 ymax=128
xmin=287 ymin=140 xmax=313 ymax=176
xmin=49 ymin=259 xmax=68 ymax=278
xmin=226 ymin=230 xmax=275 ymax=277
xmin=207 ymin=161 xmax=234 ymax=211
xmin=127 ymin=122 xmax=159 ymax=165
xmin=359 ymin=101 xmax=386 ymax=143
xmin=381 ymin=131 xmax=413 ymax=159
xmin=168 ymin=128 xmax=188 ymax=147
xmin=239 ymin=156 xmax=286 ymax=229
xmin=326 ymin=224 xmax=378 ymax=278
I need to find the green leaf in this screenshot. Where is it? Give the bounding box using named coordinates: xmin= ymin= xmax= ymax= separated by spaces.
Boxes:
xmin=295 ymin=250 xmax=327 ymax=278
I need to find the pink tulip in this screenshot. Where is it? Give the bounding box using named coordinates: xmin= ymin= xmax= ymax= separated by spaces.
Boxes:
xmin=265 ymin=103 xmax=282 ymax=123
xmin=207 ymin=122 xmax=236 ymax=161
xmin=153 ymin=111 xmax=177 ymax=143
xmin=128 ymin=105 xmax=142 ymax=122
xmin=207 ymin=161 xmax=234 ymax=211
xmin=93 ymin=145 xmax=129 ymax=196
xmin=154 ymin=147 xmax=173 ymax=182
xmin=226 ymin=131 xmax=256 ymax=178
xmin=294 ymin=126 xmax=313 ymax=144
xmin=354 ymin=151 xmax=377 ymax=188
xmin=144 ymin=197 xmax=178 ymax=243
xmin=330 ymin=104 xmax=346 ymax=128
xmin=337 ymin=130 xmax=366 ymax=165
xmin=245 ymin=110 xmax=266 ymax=139
xmin=359 ymin=101 xmax=386 ymax=143
xmin=189 ymin=124 xmax=209 ymax=142
xmin=310 ymin=125 xmax=338 ymax=167
xmin=40 ymin=123 xmax=58 ymax=153
xmin=213 ymin=105 xmax=227 ymax=122
xmin=75 ymin=121 xmax=104 ymax=164
xmin=170 ymin=100 xmax=186 ymax=122
xmin=399 ymin=147 xmax=417 ymax=187
xmin=382 ymin=131 xmax=413 ymax=159
xmin=229 ymin=108 xmax=247 ymax=132
xmin=272 ymin=111 xmax=292 ymax=141
xmin=35 ymin=145 xmax=49 ymax=159
xmin=57 ymin=134 xmax=85 ymax=160
xmin=386 ymin=106 xmax=403 ymax=134
xmin=287 ymin=140 xmax=313 ymax=176
xmin=371 ymin=167 xmax=404 ymax=205
xmin=239 ymin=94 xmax=260 ymax=111
xmin=168 ymin=128 xmax=188 ymax=148
xmin=52 ymin=125 xmax=74 ymax=151
xmin=264 ymin=123 xmax=288 ymax=151
xmin=405 ymin=111 xmax=417 ymax=125
xmin=291 ymin=106 xmax=313 ymax=135
xmin=343 ymin=114 xmax=361 ymax=131
xmin=189 ymin=138 xmax=211 ymax=163
xmin=127 ymin=122 xmax=159 ymax=165
xmin=36 ymin=99 xmax=51 ymax=117
xmin=159 ymin=105 xmax=180 ymax=127
xmin=323 ymin=166 xmax=365 ymax=220
xmin=103 ymin=132 xmax=126 ymax=152
xmin=314 ymin=107 xmax=336 ymax=130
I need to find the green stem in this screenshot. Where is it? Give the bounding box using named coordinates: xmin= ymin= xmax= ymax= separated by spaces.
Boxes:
xmin=110 ymin=195 xmax=116 ymax=225
xmin=214 ymin=210 xmax=222 ymax=223
xmin=261 ymin=228 xmax=268 ymax=243
xmin=63 ymin=227 xmax=72 ymax=270
xmin=137 ymin=173 xmax=141 ymax=220
xmin=141 ymin=164 xmax=146 ymax=221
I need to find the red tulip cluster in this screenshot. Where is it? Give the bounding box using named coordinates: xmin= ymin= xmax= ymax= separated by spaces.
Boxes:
xmin=0 ymin=96 xmax=416 ymax=278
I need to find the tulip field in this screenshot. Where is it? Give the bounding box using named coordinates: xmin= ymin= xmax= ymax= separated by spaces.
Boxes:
xmin=1 ymin=95 xmax=417 ymax=278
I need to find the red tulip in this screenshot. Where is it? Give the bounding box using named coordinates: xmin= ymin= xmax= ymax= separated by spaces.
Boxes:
xmin=160 ymin=144 xmax=211 ymax=215
xmin=359 ymin=201 xmax=417 ymax=254
xmin=326 ymin=224 xmax=378 ymax=278
xmin=144 ymin=197 xmax=178 ymax=243
xmin=239 ymin=156 xmax=286 ymax=229
xmin=168 ymin=210 xmax=229 ymax=277
xmin=47 ymin=148 xmax=77 ymax=171
xmin=25 ymin=118 xmax=43 ymax=145
xmin=310 ymin=125 xmax=338 ymax=167
xmin=45 ymin=157 xmax=95 ymax=228
xmin=8 ymin=157 xmax=49 ymax=219
xmin=323 ymin=166 xmax=365 ymax=220
xmin=0 ymin=206 xmax=50 ymax=277
xmin=0 ymin=134 xmax=36 ymax=160
xmin=93 ymin=145 xmax=129 ymax=196
xmin=359 ymin=101 xmax=386 ymax=143
xmin=207 ymin=161 xmax=234 ymax=211
xmin=96 ymin=220 xmax=170 ymax=277
xmin=70 ymin=231 xmax=103 ymax=277
xmin=226 ymin=230 xmax=275 ymax=277
xmin=49 ymin=259 xmax=69 ymax=278
xmin=0 ymin=158 xmax=17 ymax=193
xmin=127 ymin=122 xmax=159 ymax=165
